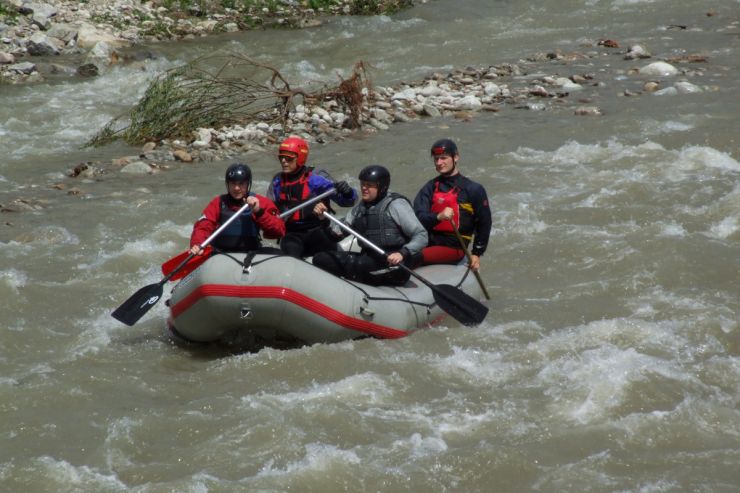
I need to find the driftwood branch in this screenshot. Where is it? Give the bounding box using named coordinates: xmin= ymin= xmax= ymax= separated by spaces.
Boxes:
xmin=85 ymin=54 xmax=372 ymax=148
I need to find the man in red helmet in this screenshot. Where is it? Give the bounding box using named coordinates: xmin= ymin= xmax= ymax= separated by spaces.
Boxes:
xmin=413 ymin=139 xmax=491 ymax=271
xmin=267 ymin=136 xmax=358 ymax=258
xmin=190 ymin=163 xmax=285 ymax=255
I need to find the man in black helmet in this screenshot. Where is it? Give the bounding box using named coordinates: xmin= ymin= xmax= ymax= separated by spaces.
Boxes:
xmin=413 ymin=139 xmax=491 ymax=271
xmin=311 ymin=165 xmax=428 ymax=286
xmin=189 ymin=163 xmax=285 ymax=255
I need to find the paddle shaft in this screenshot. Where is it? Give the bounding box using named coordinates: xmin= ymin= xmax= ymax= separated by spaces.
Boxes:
xmin=166 ymin=201 xmax=253 ymax=281
xmin=449 ymin=220 xmax=491 ymax=300
xmin=278 ymin=188 xmax=335 ymax=219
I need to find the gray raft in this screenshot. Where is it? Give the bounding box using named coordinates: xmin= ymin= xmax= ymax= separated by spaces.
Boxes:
xmin=166 ymin=251 xmax=485 ymax=345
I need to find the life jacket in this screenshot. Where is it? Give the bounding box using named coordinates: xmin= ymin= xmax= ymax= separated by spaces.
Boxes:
xmin=430 ymin=180 xmax=460 ymax=233
xmin=211 ymin=194 xmax=261 ymax=252
xmin=275 ymin=167 xmax=325 ymax=231
xmin=430 ymin=179 xmax=475 ymax=242
xmin=353 ymin=193 xmax=409 ymax=253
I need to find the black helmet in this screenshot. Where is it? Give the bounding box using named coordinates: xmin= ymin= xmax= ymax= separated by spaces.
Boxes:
xmin=225 ymin=163 xmax=251 ymax=186
xmin=430 ymin=138 xmax=458 ymax=157
xmin=358 ymin=165 xmax=391 ymax=198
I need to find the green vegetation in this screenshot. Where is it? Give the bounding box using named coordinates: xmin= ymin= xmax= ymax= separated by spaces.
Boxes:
xmin=349 ymin=0 xmax=414 ymax=15
xmin=0 ymin=2 xmax=20 ymax=24
xmin=85 ymin=55 xmax=372 ymax=147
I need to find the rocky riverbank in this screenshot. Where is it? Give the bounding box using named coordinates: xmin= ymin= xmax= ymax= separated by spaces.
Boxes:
xmin=0 ymin=0 xmax=422 ymax=83
xmin=63 ymin=45 xmax=713 ymax=185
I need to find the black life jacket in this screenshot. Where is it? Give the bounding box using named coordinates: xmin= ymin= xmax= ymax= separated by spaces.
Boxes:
xmin=353 ymin=193 xmax=409 ymax=253
xmin=211 ymin=194 xmax=261 ymax=252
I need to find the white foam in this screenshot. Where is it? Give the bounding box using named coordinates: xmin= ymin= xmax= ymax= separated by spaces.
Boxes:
xmin=245 ymin=372 xmax=392 ymax=409
xmin=30 ymin=456 xmax=126 ymax=491
xmin=256 ymin=443 xmax=360 ymax=477
xmin=707 ymin=216 xmax=738 ymax=239
xmin=0 ymin=268 xmax=28 ymax=291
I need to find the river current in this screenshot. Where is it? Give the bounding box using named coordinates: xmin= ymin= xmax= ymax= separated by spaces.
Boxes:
xmin=1 ymin=1 xmax=739 ymax=491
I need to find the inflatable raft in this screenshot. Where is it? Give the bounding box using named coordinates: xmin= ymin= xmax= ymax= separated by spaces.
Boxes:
xmin=165 ymin=250 xmax=485 ymax=345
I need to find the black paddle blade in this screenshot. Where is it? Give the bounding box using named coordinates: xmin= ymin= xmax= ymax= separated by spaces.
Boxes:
xmin=432 ymin=283 xmax=489 ymax=326
xmin=111 ymin=282 xmax=164 ymax=326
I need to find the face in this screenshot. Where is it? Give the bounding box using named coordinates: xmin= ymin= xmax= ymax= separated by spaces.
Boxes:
xmin=279 ymin=153 xmax=299 ymax=173
xmin=433 ymin=153 xmax=458 ymax=176
xmin=227 ymin=180 xmax=249 ymax=201
xmin=360 ymin=181 xmax=379 ymax=202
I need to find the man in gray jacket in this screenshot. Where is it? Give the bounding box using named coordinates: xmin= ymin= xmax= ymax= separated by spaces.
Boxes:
xmin=312 ymin=165 xmax=428 ymax=286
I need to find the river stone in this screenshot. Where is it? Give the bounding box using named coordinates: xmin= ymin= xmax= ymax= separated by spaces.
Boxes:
xmin=639 ymin=61 xmax=679 ymax=77
xmin=391 ymin=88 xmax=417 ymax=101
xmin=483 ymin=82 xmax=501 ymax=96
xmin=574 ymin=106 xmax=604 ymax=116
xmin=456 ymin=95 xmax=483 ymax=110
xmin=422 ymin=104 xmax=441 ymax=117
xmin=27 ymin=32 xmax=61 ymax=56
xmin=0 ymin=52 xmax=15 ymax=64
xmin=653 ymin=87 xmax=679 ymax=96
xmin=46 ymin=23 xmax=78 ymax=44
xmin=674 ymin=81 xmax=703 ymax=94
xmin=23 ymin=2 xmax=58 ymax=30
xmin=624 ymin=44 xmax=651 ymax=60
xmin=120 ymin=160 xmax=152 ymax=174
xmin=173 ymin=149 xmax=193 ymax=162
xmin=8 ymin=62 xmax=36 ymax=74
xmin=76 ymin=22 xmax=125 ymax=49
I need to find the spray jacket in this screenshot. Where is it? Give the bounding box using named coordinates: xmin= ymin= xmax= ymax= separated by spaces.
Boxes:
xmin=190 ymin=193 xmax=285 ymax=252
xmin=268 ymin=167 xmax=357 ymax=232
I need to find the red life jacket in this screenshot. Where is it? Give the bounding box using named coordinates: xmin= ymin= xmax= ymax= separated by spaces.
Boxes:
xmin=430 ymin=181 xmax=460 ymax=233
xmin=278 ymin=167 xmax=313 ymax=223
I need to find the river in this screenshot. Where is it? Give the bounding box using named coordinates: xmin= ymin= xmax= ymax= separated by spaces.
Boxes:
xmin=1 ymin=0 xmax=739 ymax=491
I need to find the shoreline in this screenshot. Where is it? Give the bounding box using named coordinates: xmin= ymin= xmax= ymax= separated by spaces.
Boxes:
xmin=0 ymin=0 xmax=424 ymax=83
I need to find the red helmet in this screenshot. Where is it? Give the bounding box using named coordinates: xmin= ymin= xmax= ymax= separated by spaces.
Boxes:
xmin=278 ymin=136 xmax=309 ymax=167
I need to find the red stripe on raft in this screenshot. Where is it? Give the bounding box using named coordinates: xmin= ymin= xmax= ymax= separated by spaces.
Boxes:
xmin=170 ymin=284 xmax=410 ymax=339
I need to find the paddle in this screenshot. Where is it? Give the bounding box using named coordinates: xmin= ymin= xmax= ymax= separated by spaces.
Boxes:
xmin=449 ymin=219 xmax=491 ymax=300
xmin=322 ymin=213 xmax=489 ymax=326
xmin=160 ymin=188 xmax=338 ymax=280
xmin=111 ymin=202 xmax=252 ymax=326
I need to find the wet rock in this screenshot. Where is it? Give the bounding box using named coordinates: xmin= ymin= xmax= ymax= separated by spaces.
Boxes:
xmin=574 ymin=106 xmax=604 ymax=116
xmin=121 ymin=160 xmax=154 ymax=174
xmin=674 ymin=81 xmax=703 ymax=94
xmin=76 ymin=62 xmax=98 ymax=77
xmin=639 ymin=61 xmax=679 ymax=77
xmin=23 ymin=2 xmax=59 ymax=30
xmin=422 ymin=104 xmax=441 ymax=117
xmin=624 ymin=44 xmax=651 ymax=60
xmin=0 ymin=52 xmax=15 ymax=64
xmin=142 ymin=142 xmax=157 ymax=153
xmin=172 ymin=149 xmax=193 ymax=162
xmin=46 ymin=23 xmax=78 ymax=45
xmin=643 ymin=81 xmax=660 ymax=92
xmin=26 ymin=32 xmax=62 ymax=55
xmin=653 ymin=86 xmax=678 ymax=96
xmin=8 ymin=61 xmax=36 ymax=74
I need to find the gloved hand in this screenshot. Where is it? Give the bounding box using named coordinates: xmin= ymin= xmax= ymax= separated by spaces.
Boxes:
xmin=334 ymin=180 xmax=353 ymax=197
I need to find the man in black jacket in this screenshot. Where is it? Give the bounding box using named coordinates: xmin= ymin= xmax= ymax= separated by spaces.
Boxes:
xmin=413 ymin=139 xmax=492 ymax=271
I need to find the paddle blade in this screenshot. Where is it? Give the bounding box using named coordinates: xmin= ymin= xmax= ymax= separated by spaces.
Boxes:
xmin=431 ymin=283 xmax=489 ymax=326
xmin=111 ymin=282 xmax=164 ymax=326
xmin=161 ymin=247 xmax=210 ymax=281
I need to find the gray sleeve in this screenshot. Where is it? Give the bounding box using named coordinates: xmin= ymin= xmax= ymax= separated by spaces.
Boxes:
xmin=327 ymin=207 xmax=357 ymax=237
xmin=388 ymin=199 xmax=428 ymax=255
